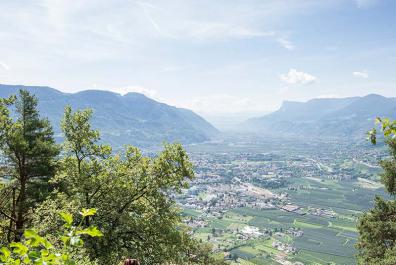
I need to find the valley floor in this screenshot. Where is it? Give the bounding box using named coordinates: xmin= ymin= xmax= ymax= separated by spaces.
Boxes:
xmin=177 ymin=135 xmax=386 ymax=265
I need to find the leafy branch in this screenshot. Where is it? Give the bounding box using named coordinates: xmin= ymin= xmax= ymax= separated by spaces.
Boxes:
xmin=0 ymin=208 xmax=102 ymax=265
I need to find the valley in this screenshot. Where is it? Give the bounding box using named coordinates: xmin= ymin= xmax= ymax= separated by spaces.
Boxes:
xmin=177 ymin=136 xmax=387 ymax=265
xmin=0 ymin=87 xmax=393 ymax=264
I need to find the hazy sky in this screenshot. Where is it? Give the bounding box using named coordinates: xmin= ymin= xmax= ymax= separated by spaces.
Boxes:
xmin=0 ymin=0 xmax=395 ymax=116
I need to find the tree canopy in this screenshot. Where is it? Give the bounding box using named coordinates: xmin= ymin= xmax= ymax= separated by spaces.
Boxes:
xmin=0 ymin=90 xmax=59 ymax=242
xmin=357 ymin=117 xmax=396 ymax=264
xmin=0 ymin=90 xmax=225 ymax=265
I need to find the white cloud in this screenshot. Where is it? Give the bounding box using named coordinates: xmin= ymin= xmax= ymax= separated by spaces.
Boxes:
xmin=277 ymin=37 xmax=295 ymax=50
xmin=131 ymin=2 xmax=298 ymax=44
xmin=354 ymin=0 xmax=379 ymax=8
xmin=186 ymin=94 xmax=262 ymax=114
xmin=137 ymin=1 xmax=163 ymax=36
xmin=186 ymin=23 xmax=274 ymax=40
xmin=0 ymin=62 xmax=10 ymax=71
xmin=0 ymin=0 xmax=364 ymax=104
xmin=353 ymin=70 xmax=368 ymax=78
xmin=131 ymin=1 xmax=278 ymax=41
xmin=280 ymin=69 xmax=317 ymax=85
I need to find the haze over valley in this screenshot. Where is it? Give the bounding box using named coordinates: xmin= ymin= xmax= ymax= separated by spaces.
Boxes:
xmin=3 ymin=84 xmax=396 ymax=148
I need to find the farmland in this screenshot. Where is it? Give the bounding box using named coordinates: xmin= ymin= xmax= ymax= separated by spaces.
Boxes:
xmin=178 ymin=136 xmax=387 ymax=264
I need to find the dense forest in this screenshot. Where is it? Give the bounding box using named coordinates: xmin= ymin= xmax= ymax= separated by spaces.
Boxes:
xmin=0 ymin=90 xmax=226 ymax=265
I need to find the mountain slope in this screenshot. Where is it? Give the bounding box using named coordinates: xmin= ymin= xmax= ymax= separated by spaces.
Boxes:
xmin=0 ymin=84 xmax=218 ymax=147
xmin=243 ymin=94 xmax=396 ymax=139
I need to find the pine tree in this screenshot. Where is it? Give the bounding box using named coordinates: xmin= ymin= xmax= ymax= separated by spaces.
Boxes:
xmin=0 ymin=90 xmax=59 ymax=242
xmin=356 ymin=118 xmax=396 ymax=264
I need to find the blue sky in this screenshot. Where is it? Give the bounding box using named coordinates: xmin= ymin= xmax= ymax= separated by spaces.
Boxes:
xmin=0 ymin=0 xmax=395 ymax=116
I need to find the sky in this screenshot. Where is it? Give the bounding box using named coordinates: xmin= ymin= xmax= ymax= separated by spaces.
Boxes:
xmin=0 ymin=0 xmax=395 ymax=117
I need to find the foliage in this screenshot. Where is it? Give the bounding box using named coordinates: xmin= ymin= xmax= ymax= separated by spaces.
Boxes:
xmin=0 ymin=90 xmax=59 ymax=242
xmin=357 ymin=117 xmax=396 ymax=264
xmin=179 ymin=241 xmax=228 ymax=265
xmin=0 ymin=92 xmax=222 ymax=264
xmin=0 ymin=209 xmax=102 ymax=265
xmin=356 ymin=196 xmax=396 ymax=264
xmin=367 ymin=117 xmax=396 ymax=145
xmin=49 ymin=106 xmax=218 ymax=264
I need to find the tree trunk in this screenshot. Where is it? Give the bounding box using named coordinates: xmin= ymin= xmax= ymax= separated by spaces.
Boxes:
xmin=15 ymin=176 xmax=26 ymax=242
xmin=7 ymin=187 xmax=16 ymax=242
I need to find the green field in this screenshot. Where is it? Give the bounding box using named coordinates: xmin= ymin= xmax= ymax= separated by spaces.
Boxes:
xmin=182 ymin=138 xmax=387 ymax=264
xmin=186 ymin=176 xmax=387 ymax=264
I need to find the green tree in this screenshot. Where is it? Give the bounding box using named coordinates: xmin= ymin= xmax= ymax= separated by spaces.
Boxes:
xmin=0 ymin=90 xmax=59 ymax=242
xmin=41 ymin=106 xmax=219 ymax=264
xmin=357 ymin=117 xmax=396 ymax=264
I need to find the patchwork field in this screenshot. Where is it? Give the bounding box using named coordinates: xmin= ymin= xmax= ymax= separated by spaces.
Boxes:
xmin=184 ymin=176 xmax=386 ymax=264
xmin=180 ymin=137 xmax=387 ymax=264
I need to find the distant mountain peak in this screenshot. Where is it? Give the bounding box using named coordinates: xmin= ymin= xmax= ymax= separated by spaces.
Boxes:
xmin=363 ymin=93 xmax=386 ymax=99
xmin=75 ymin=89 xmax=119 ymax=95
xmin=242 ymin=93 xmax=396 ymax=139
xmin=0 ymin=84 xmax=218 ymax=147
xmin=124 ymin=92 xmax=149 ymax=97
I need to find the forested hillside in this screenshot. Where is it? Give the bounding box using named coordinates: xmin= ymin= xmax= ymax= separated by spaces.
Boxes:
xmin=0 ymin=84 xmax=218 ymax=148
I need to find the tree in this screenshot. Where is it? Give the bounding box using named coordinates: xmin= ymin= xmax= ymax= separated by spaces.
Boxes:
xmin=0 ymin=208 xmax=102 ymax=265
xmin=357 ymin=117 xmax=396 ymax=264
xmin=43 ymin=106 xmax=218 ymax=264
xmin=0 ymin=93 xmax=225 ymax=264
xmin=0 ymin=90 xmax=59 ymax=242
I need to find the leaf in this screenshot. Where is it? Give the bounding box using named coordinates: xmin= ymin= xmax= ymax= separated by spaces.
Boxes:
xmin=0 ymin=247 xmax=11 ymax=259
xmin=60 ymin=212 xmax=73 ymax=226
xmin=76 ymin=226 xmax=103 ymax=237
xmin=22 ymin=256 xmax=31 ymax=264
xmin=24 ymin=229 xmax=50 ymax=249
xmin=10 ymin=242 xmax=28 ymax=255
xmin=27 ymin=250 xmax=40 ymax=260
xmin=60 ymin=235 xmax=70 ymax=246
xmin=79 ymin=208 xmax=97 ymax=217
xmin=43 ymin=239 xmax=54 ymax=249
xmin=24 ymin=229 xmax=39 ymax=239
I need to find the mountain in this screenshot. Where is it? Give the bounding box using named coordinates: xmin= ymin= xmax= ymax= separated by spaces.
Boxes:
xmin=0 ymin=84 xmax=218 ymax=147
xmin=243 ymin=94 xmax=396 ymax=139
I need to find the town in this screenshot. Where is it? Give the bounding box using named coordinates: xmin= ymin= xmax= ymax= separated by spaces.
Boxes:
xmin=175 ymin=137 xmax=385 ymax=264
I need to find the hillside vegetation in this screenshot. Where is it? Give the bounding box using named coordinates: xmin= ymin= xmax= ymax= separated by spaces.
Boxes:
xmin=0 ymin=90 xmax=224 ymax=265
xmin=0 ymin=84 xmax=218 ymax=148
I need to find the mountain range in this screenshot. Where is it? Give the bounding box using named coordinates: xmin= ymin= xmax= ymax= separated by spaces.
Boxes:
xmin=0 ymin=84 xmax=218 ymax=148
xmin=243 ymin=94 xmax=396 ymax=139
xmin=2 ymin=84 xmax=394 ymax=144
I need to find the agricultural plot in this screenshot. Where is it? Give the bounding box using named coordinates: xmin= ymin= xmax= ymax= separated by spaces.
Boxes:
xmin=186 ymin=175 xmax=384 ymax=264
xmin=182 ymin=139 xmax=387 ymax=264
xmin=189 ymin=207 xmax=360 ymax=263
